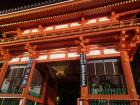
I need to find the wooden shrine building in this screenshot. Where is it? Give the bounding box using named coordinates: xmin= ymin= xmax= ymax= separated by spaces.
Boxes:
xmin=0 ymin=0 xmax=140 ymax=105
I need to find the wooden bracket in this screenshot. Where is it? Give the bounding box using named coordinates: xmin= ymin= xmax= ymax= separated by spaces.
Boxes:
xmin=17 ymin=28 xmax=22 ymax=36
xmin=0 ymin=47 xmax=11 ymax=60
xmin=25 ymin=43 xmax=38 ymax=58
xmin=75 ymin=36 xmax=90 ymax=53
xmin=119 ymin=30 xmax=129 ymax=50
xmin=111 ymin=11 xmax=118 ymax=21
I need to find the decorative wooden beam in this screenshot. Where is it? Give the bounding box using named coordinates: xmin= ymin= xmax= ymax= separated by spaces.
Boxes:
xmin=25 ymin=43 xmax=38 ymax=58
xmin=127 ymin=28 xmax=140 ymax=61
xmin=111 ymin=12 xmax=118 ymax=22
xmin=75 ymin=36 xmax=90 ymax=54
xmin=0 ymin=47 xmax=11 ymax=60
xmin=89 ymin=94 xmax=130 ymax=100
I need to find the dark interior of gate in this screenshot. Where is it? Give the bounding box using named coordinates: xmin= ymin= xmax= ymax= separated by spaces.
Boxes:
xmin=0 ymin=57 xmax=129 ymax=105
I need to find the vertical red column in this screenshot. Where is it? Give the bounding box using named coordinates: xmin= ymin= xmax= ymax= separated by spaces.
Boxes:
xmin=120 ymin=50 xmax=138 ymax=104
xmin=46 ymin=84 xmax=57 ymax=105
xmin=21 ymin=98 xmax=26 ymax=105
xmin=80 ymin=53 xmax=88 ymax=105
xmin=41 ymin=74 xmax=48 ymax=104
xmin=22 ymin=60 xmax=36 ymax=105
xmin=0 ymin=59 xmax=9 ymax=87
xmin=24 ymin=61 xmax=36 ymax=95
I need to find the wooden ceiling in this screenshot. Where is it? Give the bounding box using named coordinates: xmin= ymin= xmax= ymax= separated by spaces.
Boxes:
xmin=37 ymin=60 xmax=80 ymax=82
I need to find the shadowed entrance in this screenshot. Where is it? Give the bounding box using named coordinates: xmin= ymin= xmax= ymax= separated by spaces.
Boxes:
xmin=37 ymin=60 xmax=80 ymax=105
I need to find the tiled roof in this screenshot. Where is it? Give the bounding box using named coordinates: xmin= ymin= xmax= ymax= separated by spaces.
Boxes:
xmin=0 ymin=0 xmax=67 ymax=14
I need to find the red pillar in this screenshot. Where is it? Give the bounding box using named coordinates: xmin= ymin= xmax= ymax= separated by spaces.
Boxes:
xmin=22 ymin=60 xmax=36 ymax=105
xmin=81 ymin=87 xmax=88 ymax=105
xmin=24 ymin=61 xmax=36 ymax=96
xmin=80 ymin=53 xmax=88 ymax=105
xmin=41 ymin=74 xmax=48 ymax=104
xmin=21 ymin=98 xmax=26 ymax=105
xmin=46 ymin=85 xmax=57 ymax=105
xmin=120 ymin=50 xmax=138 ymax=100
xmin=0 ymin=59 xmax=9 ymax=87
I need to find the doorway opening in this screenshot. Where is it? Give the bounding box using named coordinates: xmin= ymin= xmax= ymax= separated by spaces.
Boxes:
xmin=57 ymin=81 xmax=80 ymax=105
xmin=37 ymin=60 xmax=80 ymax=105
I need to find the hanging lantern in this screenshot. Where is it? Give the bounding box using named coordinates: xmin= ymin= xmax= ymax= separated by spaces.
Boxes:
xmin=48 ymin=61 xmax=70 ymax=78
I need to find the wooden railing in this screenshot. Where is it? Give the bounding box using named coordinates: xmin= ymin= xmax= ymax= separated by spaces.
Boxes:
xmin=77 ymin=98 xmax=140 ymax=105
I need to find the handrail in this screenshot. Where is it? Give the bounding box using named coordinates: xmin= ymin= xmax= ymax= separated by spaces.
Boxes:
xmin=78 ymin=98 xmax=140 ymax=105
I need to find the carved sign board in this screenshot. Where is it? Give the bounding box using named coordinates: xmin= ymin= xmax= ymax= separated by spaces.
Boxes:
xmin=80 ymin=53 xmax=87 ymax=87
